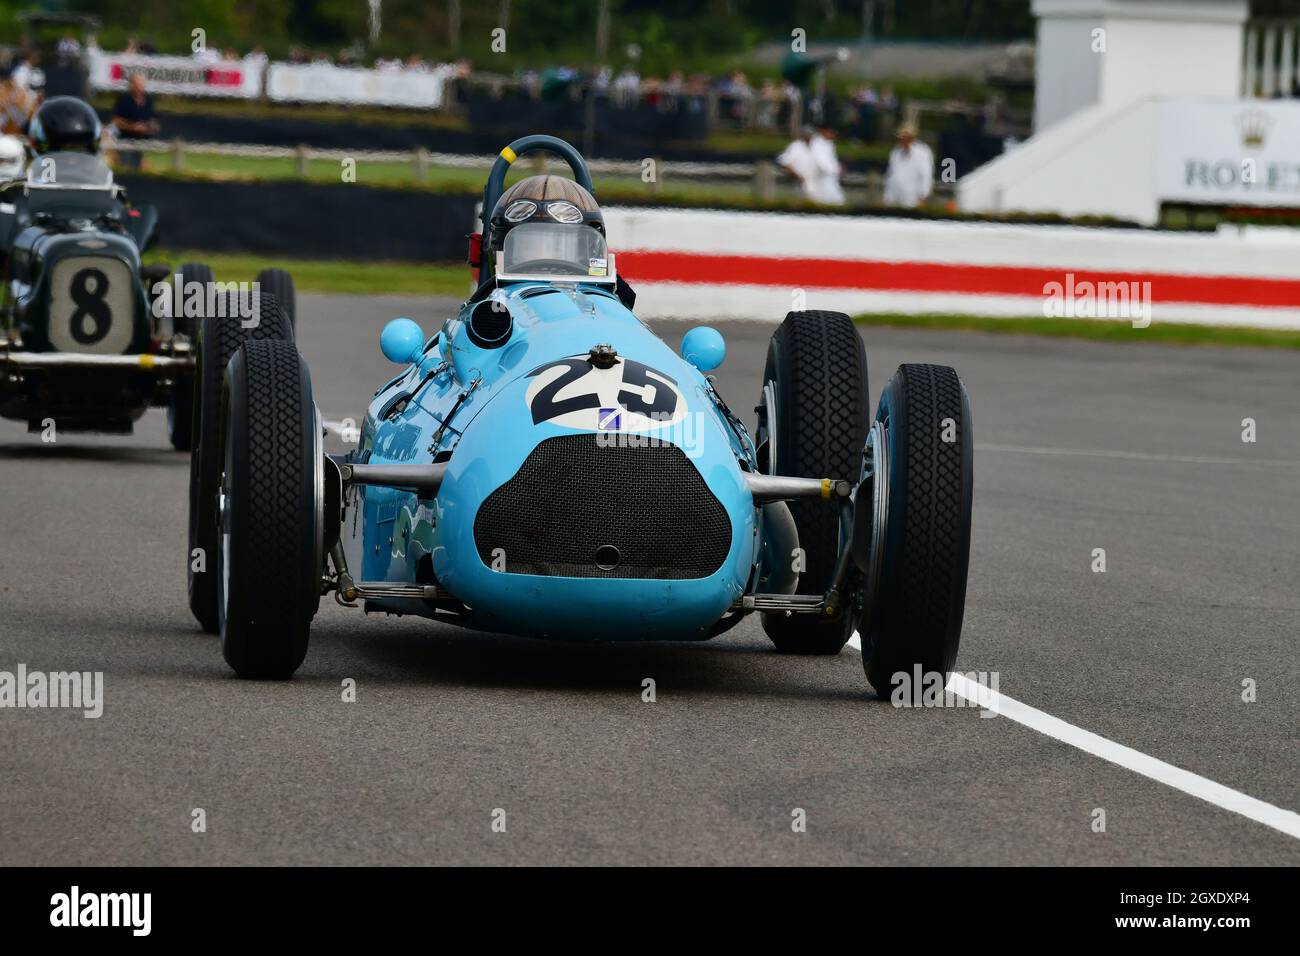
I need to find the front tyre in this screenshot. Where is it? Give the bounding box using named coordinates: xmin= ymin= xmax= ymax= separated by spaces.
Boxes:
xmin=758 ymin=310 xmax=870 ymax=654
xmin=255 ymin=268 xmax=296 ymax=331
xmin=860 ymin=364 xmax=973 ymax=698
xmin=218 ymin=340 xmax=322 ymax=679
xmin=187 ymin=293 xmax=294 ymax=633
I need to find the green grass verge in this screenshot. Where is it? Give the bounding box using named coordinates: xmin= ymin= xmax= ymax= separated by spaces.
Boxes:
xmin=144 ymin=250 xmax=472 ymax=298
xmin=852 ymin=312 xmax=1300 ymax=349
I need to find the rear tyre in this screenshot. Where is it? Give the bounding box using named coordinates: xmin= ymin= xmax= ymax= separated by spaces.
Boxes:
xmin=218 ymin=340 xmax=321 ymax=679
xmin=166 ymin=262 xmax=213 ymax=451
xmin=187 ymin=292 xmax=294 ymax=633
xmin=758 ymin=310 xmax=870 ymax=654
xmin=255 ymin=268 xmax=296 ymax=332
xmin=860 ymin=364 xmax=973 ymax=698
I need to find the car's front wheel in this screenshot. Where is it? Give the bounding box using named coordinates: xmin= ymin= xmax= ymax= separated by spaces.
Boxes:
xmin=255 ymin=268 xmax=296 ymax=332
xmin=858 ymin=364 xmax=973 ymax=698
xmin=217 ymin=339 xmax=322 ymax=679
xmin=187 ymin=292 xmax=294 ymax=633
xmin=757 ymin=310 xmax=871 ymax=654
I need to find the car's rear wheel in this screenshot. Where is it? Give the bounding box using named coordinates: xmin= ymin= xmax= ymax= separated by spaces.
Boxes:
xmin=758 ymin=310 xmax=870 ymax=654
xmin=166 ymin=262 xmax=213 ymax=451
xmin=255 ymin=268 xmax=296 ymax=332
xmin=218 ymin=339 xmax=322 ymax=679
xmin=187 ymin=292 xmax=294 ymax=633
xmin=859 ymin=364 xmax=973 ymax=698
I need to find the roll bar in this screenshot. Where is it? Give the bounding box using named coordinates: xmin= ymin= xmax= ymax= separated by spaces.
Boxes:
xmin=479 ymin=134 xmax=596 ymax=282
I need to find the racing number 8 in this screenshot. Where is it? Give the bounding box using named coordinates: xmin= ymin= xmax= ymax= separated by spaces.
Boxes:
xmin=68 ymin=267 xmax=113 ymax=346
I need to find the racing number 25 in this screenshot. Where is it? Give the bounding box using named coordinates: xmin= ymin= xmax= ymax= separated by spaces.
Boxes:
xmin=528 ymin=357 xmax=678 ymax=425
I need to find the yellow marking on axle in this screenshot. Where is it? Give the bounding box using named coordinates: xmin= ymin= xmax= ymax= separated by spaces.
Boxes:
xmin=500 ymin=146 xmax=517 ymax=164
xmin=821 ymin=478 xmax=831 ymax=499
xmin=138 ymin=354 xmax=155 ymax=369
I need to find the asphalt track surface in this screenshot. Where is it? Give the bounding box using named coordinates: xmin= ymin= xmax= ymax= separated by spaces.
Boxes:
xmin=1 ymin=293 xmax=1297 ymax=866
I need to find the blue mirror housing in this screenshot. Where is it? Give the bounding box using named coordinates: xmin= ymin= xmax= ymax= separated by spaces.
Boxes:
xmin=380 ymin=317 xmax=425 ymax=365
xmin=681 ymin=326 xmax=726 ymax=372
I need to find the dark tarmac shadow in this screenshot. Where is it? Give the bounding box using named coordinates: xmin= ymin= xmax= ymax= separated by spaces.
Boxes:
xmin=104 ymin=609 xmax=878 ymax=703
xmin=0 ymin=441 xmax=188 ymax=466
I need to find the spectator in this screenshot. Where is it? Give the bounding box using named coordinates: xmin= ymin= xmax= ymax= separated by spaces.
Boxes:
xmin=854 ymin=84 xmax=879 ymax=140
xmin=405 ymin=54 xmax=430 ymax=73
xmin=662 ymin=70 xmax=685 ymax=111
xmin=879 ymin=85 xmax=900 ymax=128
xmin=193 ymin=42 xmax=220 ymax=65
xmin=245 ymin=46 xmax=269 ymax=74
xmin=612 ymin=65 xmax=639 ymax=108
xmin=777 ymin=125 xmax=843 ymax=205
xmin=111 ymin=72 xmax=159 ymax=170
xmin=753 ymin=79 xmax=777 ymax=129
xmin=644 ymin=76 xmax=663 ymax=110
xmin=56 ymin=34 xmax=82 ymax=62
xmin=10 ymin=51 xmax=37 ymax=91
xmin=0 ymin=64 xmax=37 ymax=136
xmin=882 ymin=123 xmax=934 ymax=208
xmin=810 ymin=124 xmax=846 ymax=206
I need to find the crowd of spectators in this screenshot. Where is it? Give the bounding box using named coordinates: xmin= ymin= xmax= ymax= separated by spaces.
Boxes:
xmin=1 ymin=33 xmax=1001 ymax=209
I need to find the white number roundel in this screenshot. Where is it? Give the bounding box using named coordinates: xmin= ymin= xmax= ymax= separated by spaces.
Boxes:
xmin=525 ymin=355 xmax=687 ymax=432
xmin=46 ymin=257 xmax=134 ymax=355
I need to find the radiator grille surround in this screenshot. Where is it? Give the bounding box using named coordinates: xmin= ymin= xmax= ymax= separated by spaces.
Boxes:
xmin=473 ymin=434 xmax=732 ymax=579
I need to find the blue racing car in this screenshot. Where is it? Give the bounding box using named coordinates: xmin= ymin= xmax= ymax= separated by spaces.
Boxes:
xmin=186 ymin=134 xmax=974 ymax=696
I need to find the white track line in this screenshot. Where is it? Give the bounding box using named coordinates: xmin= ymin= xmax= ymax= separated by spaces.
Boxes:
xmin=846 ymin=633 xmax=1300 ymax=841
xmin=977 ymin=442 xmax=1300 ymax=468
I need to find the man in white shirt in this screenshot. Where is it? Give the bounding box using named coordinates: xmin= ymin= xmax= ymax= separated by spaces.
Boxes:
xmin=777 ymin=126 xmax=845 ymax=206
xmin=810 ymin=125 xmax=846 ymax=206
xmin=883 ymin=123 xmax=934 ymax=208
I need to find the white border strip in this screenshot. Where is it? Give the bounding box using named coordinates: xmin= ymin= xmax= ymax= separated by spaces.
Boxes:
xmin=629 ymin=283 xmax=1300 ymax=328
xmin=846 ymin=634 xmax=1300 ymax=840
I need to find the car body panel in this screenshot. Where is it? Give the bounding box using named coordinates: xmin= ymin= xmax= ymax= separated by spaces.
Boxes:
xmin=342 ymin=279 xmax=762 ymax=640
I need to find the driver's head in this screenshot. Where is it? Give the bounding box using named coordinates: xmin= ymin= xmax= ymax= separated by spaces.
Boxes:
xmin=29 ymin=97 xmax=102 ymax=155
xmin=490 ymin=175 xmax=604 ymax=252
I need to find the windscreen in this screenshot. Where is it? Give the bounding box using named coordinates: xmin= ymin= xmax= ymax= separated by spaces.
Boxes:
xmin=26 ymin=152 xmax=114 ymax=189
xmin=502 ymin=222 xmax=609 ymax=278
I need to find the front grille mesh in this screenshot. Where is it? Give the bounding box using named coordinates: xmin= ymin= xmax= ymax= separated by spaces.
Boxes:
xmin=474 ymin=434 xmax=732 ymax=579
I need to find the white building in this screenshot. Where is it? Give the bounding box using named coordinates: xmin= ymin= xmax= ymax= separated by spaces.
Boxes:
xmin=959 ymin=0 xmax=1300 ymax=225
